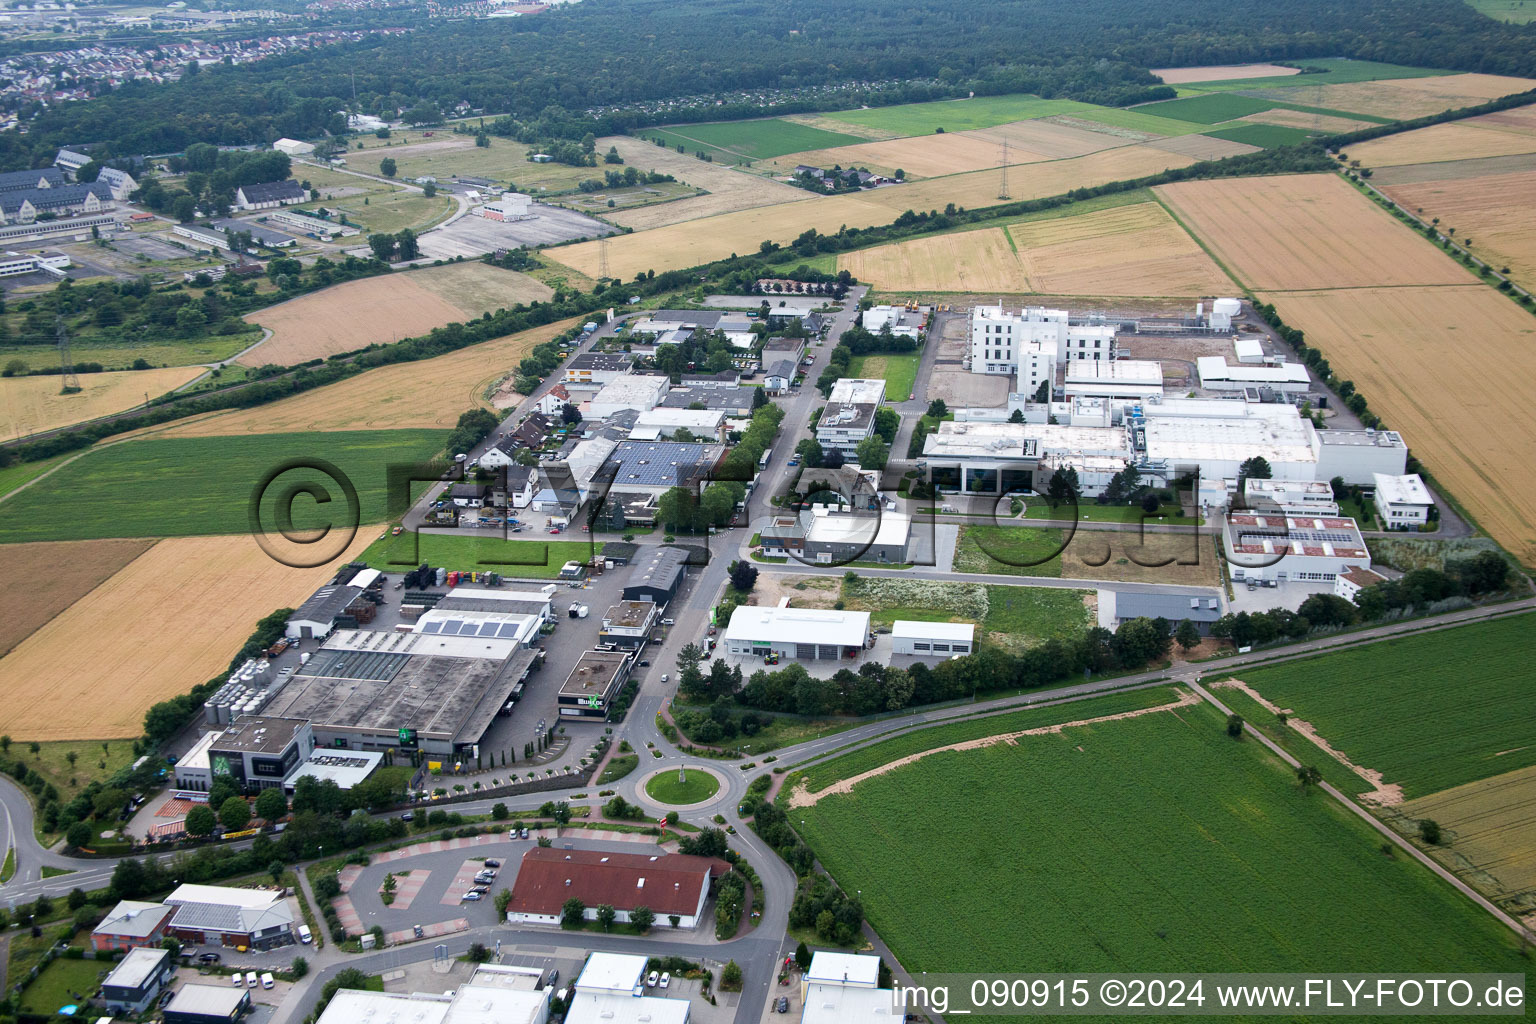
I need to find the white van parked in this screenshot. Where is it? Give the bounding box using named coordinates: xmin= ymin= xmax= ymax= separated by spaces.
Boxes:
xmin=260 ymin=973 xmax=275 ymax=990
xmin=246 ymin=972 xmax=259 ymax=988
xmin=298 ymin=924 xmax=313 ymax=944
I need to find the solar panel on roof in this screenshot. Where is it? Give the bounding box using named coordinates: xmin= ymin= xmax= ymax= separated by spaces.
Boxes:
xmin=441 ymin=619 xmax=463 ymax=632
xmin=497 ymin=623 xmax=521 ymax=638
xmin=479 ymin=622 xmax=500 ymax=636
xmin=421 ymin=622 xmax=442 ymax=634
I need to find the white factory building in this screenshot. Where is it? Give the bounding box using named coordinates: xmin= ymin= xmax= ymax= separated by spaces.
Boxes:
xmin=1242 ymin=478 xmax=1339 ymax=516
xmin=1196 ymin=355 xmax=1311 ymax=393
xmin=476 ymin=192 xmax=532 ymax=222
xmin=565 ymin=953 xmax=690 ymax=1024
xmin=801 ymin=952 xmax=891 ymax=1024
xmin=273 ymin=138 xmax=315 ymax=156
xmin=1064 ymin=359 xmax=1164 ymax=401
xmin=1373 ymin=472 xmax=1433 ymax=528
xmin=0 ymin=250 xmax=69 ymax=278
xmin=724 ymin=606 xmax=871 ymax=661
xmin=861 ymin=304 xmax=929 ymax=339
xmin=587 ymin=374 xmax=669 ymax=419
xmin=970 ymin=304 xmax=1117 ymax=387
xmin=1223 ymin=512 xmax=1372 ymax=583
xmin=817 ymin=377 xmax=886 ymax=455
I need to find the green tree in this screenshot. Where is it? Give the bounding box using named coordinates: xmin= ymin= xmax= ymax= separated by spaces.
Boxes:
xmin=422 ymin=182 xmax=437 ymax=198
xmin=1238 ymin=456 xmax=1272 ymax=482
xmin=1296 ymin=764 xmax=1322 ymax=791
xmin=729 ymin=560 xmax=758 ymax=593
xmin=1419 ymin=819 xmax=1443 ymax=845
xmin=854 ymin=435 xmax=889 ymax=469
xmin=595 ymin=903 xmax=617 ymax=931
xmin=926 ymin=398 xmax=947 ymax=419
xmin=1008 ymin=407 xmax=1025 ymax=423
xmin=367 ymin=233 xmax=396 ymax=261
xmin=65 ymin=821 xmax=93 ymax=850
xmin=721 ymin=960 xmax=744 ymax=990
xmin=379 ymin=157 xmax=397 ymax=178
xmin=291 ymin=956 xmax=309 ymax=978
xmin=1045 ymin=467 xmax=1079 ymax=508
xmin=550 ymin=801 xmax=572 ymax=825
xmin=218 ymin=795 xmax=251 ymax=832
xmin=184 ymin=804 xmax=217 ymax=837
xmin=494 ymin=888 xmax=513 ymax=921
xmin=0 ymin=736 xmax=9 ymax=754
xmin=629 ymin=905 xmax=654 ymax=932
xmin=491 ymin=803 xmax=509 ymax=820
xmin=395 ymin=227 xmax=419 ymax=261
xmin=254 ymin=788 xmax=287 ymax=822
xmin=795 ymin=941 xmax=812 ymax=971
xmin=1174 ymin=619 xmax=1201 ymax=652
xmin=560 ymin=897 xmax=586 ymax=927
xmin=1226 ymin=713 xmax=1244 ymax=738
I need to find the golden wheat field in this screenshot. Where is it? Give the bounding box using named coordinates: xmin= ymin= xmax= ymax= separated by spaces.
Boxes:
xmin=1310 ymin=73 xmax=1536 ymax=120
xmin=1381 ymin=170 xmax=1536 ymax=291
xmin=602 ymin=135 xmax=803 ymax=229
xmin=966 ymin=119 xmax=1127 ymax=159
xmin=0 ymin=538 xmax=156 ymax=655
xmin=238 ymin=264 xmax=552 ymax=367
xmin=1400 ymin=764 xmax=1536 ymax=906
xmin=142 ymin=318 xmax=578 ymax=439
xmin=1347 ymin=121 xmax=1536 ymax=168
xmin=768 ymin=133 xmax=1017 ymax=179
xmin=1241 ymin=108 xmax=1379 ymax=134
xmin=1151 ymin=63 xmax=1302 ymax=85
xmin=1157 ymin=173 xmax=1476 ymax=290
xmin=1 ymin=366 xmax=203 ymax=439
xmin=838 ymin=228 xmax=1024 ymax=292
xmin=0 ymin=532 xmax=373 ymax=740
xmin=1142 ymin=134 xmax=1261 ymax=160
xmin=1008 ymin=202 xmax=1235 ymax=296
xmin=552 ymin=145 xmax=1196 ymax=279
xmin=1261 ymin=285 xmax=1536 ymax=564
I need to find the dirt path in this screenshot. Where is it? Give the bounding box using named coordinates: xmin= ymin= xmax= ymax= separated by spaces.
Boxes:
xmin=788 ymin=688 xmax=1200 ymax=808
xmin=1211 ymin=679 xmax=1403 ymax=806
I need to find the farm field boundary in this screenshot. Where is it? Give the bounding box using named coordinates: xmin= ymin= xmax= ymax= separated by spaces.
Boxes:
xmin=0 ymin=538 xmax=157 ymax=655
xmin=1 ymin=366 xmax=205 ymax=440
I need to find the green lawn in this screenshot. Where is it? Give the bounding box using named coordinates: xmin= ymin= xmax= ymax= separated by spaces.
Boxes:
xmin=1021 ymin=501 xmax=1196 ymax=524
xmin=1464 ymin=0 xmax=1536 ymax=20
xmin=1228 ymin=613 xmax=1536 ymax=799
xmin=1203 ymin=122 xmax=1320 ymax=148
xmin=821 ymin=94 xmax=1097 ymax=135
xmin=795 ymin=698 xmax=1530 ymax=997
xmin=644 ymin=768 xmax=720 ymax=805
xmin=952 ymin=525 xmax=1063 ymax=577
xmin=1135 ymin=93 xmax=1280 ymax=124
xmin=846 ymin=352 xmax=918 ymax=402
xmin=0 ymin=430 xmax=446 ymax=543
xmin=842 ymin=576 xmax=1091 ymax=649
xmin=17 ymin=957 xmax=106 ymax=1015
xmin=359 ymin=531 xmax=601 ymax=577
xmin=982 ymin=584 xmax=1093 ymax=644
xmin=597 ymin=754 xmax=639 ymax=784
xmin=641 ymin=119 xmax=865 ymax=160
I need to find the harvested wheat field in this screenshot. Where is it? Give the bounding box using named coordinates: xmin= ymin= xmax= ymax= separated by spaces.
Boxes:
xmin=1467 ymin=102 xmax=1536 ymax=136
xmin=1152 ymin=63 xmax=1302 ymax=85
xmin=1381 ymin=170 xmax=1536 ymax=290
xmin=1009 ymin=202 xmax=1235 ymax=296
xmin=554 ymin=146 xmax=1194 ymax=280
xmin=1142 ymin=134 xmax=1261 ymax=160
xmin=1347 ymin=121 xmax=1536 ymax=168
xmin=602 ymin=135 xmax=803 ymax=229
xmin=145 ymin=318 xmax=577 ymax=438
xmin=967 ymin=119 xmax=1127 ymax=159
xmin=1262 ymin=285 xmax=1536 ymax=564
xmin=1157 ymin=173 xmax=1476 ymax=290
xmin=1 ymin=366 xmax=203 ymax=439
xmin=0 ymin=532 xmax=373 ymax=740
xmin=0 ymin=538 xmax=156 ymax=655
xmin=769 ymin=133 xmax=1017 ymax=179
xmin=1305 ymin=73 xmax=1536 ymax=120
xmin=1400 ymin=764 xmax=1536 ymax=909
xmin=238 ymin=264 xmax=552 ymax=366
xmin=839 ymin=228 xmax=1024 ymax=292
xmin=1240 ymin=108 xmax=1378 ymax=134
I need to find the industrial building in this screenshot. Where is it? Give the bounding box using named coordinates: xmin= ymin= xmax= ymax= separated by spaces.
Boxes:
xmin=632 ymin=407 xmax=726 ymax=440
xmin=1373 ymin=472 xmax=1433 ymax=528
xmin=565 ymin=952 xmax=691 ymax=1024
xmin=1064 ymin=359 xmax=1163 ymax=401
xmin=207 ymin=716 xmax=315 ymax=791
xmin=476 ymin=192 xmax=533 ymax=222
xmin=264 ymin=207 xmax=360 ymax=238
xmin=0 ymin=210 xmax=124 ymax=245
xmin=801 ymin=952 xmax=890 ymax=1024
xmin=599 ymin=600 xmax=659 ymax=649
xmin=557 ymin=650 xmax=632 ymax=719
xmin=163 ymin=985 xmax=250 ymax=1024
xmin=285 ymin=583 xmax=366 ymax=639
xmin=861 ymin=304 xmax=930 ymax=339
xmin=969 ymin=304 xmax=1117 ymax=386
xmin=656 ymin=384 xmax=756 ymax=417
xmin=261 ymin=629 xmax=541 ymax=755
xmin=164 ymin=884 xmax=295 ymax=950
xmin=0 ymin=249 xmax=69 ymax=278
xmin=564 ymin=352 xmax=633 ymax=387
xmin=1314 ymin=428 xmax=1409 ymax=482
xmin=101 ymin=947 xmax=173 ymax=1016
xmin=1101 ymin=590 xmax=1223 ymax=634
xmin=724 ymin=606 xmax=871 ymax=661
xmin=760 ymin=505 xmax=912 ymax=564
xmin=599 ymin=441 xmax=723 ymax=501
xmin=621 ymin=546 xmax=690 ymax=605
xmin=273 ymin=138 xmax=315 ymax=156
xmin=1242 ymin=478 xmax=1339 ymax=516
xmin=587 ymin=375 xmax=670 ymax=418
xmin=314 ymin=969 xmax=551 ymax=1024
xmin=1335 ymin=565 xmax=1388 ymax=604
xmin=507 ymin=848 xmax=727 ymax=928
xmin=1223 ymin=512 xmax=1372 ymax=583
xmin=282 ymin=750 xmax=384 ymax=792
xmin=92 ymin=901 xmax=175 ymax=952
xmin=234 ymin=180 xmax=308 ymax=211
xmin=891 ymin=620 xmax=974 ymax=657
xmin=1196 ymin=355 xmax=1311 ymax=393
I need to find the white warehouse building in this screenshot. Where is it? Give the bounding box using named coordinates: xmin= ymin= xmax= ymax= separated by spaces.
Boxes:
xmin=724 ymin=607 xmax=871 ymax=661
xmin=970 ymin=304 xmax=1117 ymax=386
xmin=1373 ymin=472 xmax=1433 ymax=529
xmin=892 ymin=620 xmax=975 ymax=657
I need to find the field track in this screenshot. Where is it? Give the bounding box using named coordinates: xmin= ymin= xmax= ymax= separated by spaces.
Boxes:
xmin=0 ymin=539 xmax=156 ymax=655
xmin=1156 ymin=173 xmax=1476 ymax=290
xmin=2 ymin=366 xmax=204 ymax=439
xmin=1259 ymin=285 xmax=1536 ymax=565
xmin=0 ymin=532 xmax=373 ymax=740
xmin=1400 ymin=764 xmax=1536 ymax=909
xmin=238 ymin=264 xmax=552 ymax=366
xmin=1381 ymin=169 xmax=1536 ymax=291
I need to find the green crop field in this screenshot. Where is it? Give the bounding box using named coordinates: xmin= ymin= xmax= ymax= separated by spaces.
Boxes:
xmin=1135 ymin=93 xmax=1278 ymax=124
xmin=641 ymin=119 xmax=864 ymax=160
xmin=795 ymin=685 xmax=1183 ymax=793
xmin=1049 ymin=106 xmax=1212 ymax=137
xmin=0 ymin=453 xmax=69 ymax=499
xmin=795 ymin=698 xmax=1530 ymax=995
xmin=953 ymin=525 xmax=1063 ymax=577
xmin=1463 ymin=0 xmax=1536 ymax=21
xmin=0 ymin=430 xmax=446 ymax=543
xmin=1227 ymin=613 xmax=1536 ymax=799
xmin=1180 ymin=58 xmax=1457 ymax=92
xmin=822 ymin=94 xmax=1097 ymax=135
xmin=1203 ymin=122 xmax=1321 ymax=148
xmin=359 ymin=529 xmax=602 ymax=578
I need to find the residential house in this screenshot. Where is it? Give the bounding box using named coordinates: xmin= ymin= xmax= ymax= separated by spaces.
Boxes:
xmin=101 ymin=947 xmax=173 ymax=1015
xmin=1 ymin=167 xmax=66 ymax=193
xmin=92 ymin=901 xmax=176 ymax=952
xmin=95 ymin=166 xmax=138 ymax=200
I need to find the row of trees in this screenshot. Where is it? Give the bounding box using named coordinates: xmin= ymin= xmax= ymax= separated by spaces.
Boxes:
xmin=367 ymin=228 xmax=420 ymax=263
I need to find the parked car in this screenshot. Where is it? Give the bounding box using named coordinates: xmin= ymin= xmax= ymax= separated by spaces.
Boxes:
xmin=245 ymin=972 xmax=259 ymax=988
xmin=776 ymin=996 xmax=790 ymax=1013
xmin=484 ymin=859 xmax=501 ymax=868
xmin=639 ymin=660 xmax=650 ymax=667
xmin=400 ymin=811 xmax=414 ymax=822
xmin=647 ymin=971 xmax=660 ymax=988
xmin=661 ymin=673 xmax=669 ymax=683
xmin=261 ymin=973 xmax=275 ymax=990
xmin=198 ymin=952 xmax=222 ymax=964
xmin=659 ymin=972 xmax=670 ymax=990
xmin=462 ymin=892 xmax=482 ymax=902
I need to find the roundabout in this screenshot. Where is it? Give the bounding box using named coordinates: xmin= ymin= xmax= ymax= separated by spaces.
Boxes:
xmin=642 ymin=766 xmax=724 ymax=806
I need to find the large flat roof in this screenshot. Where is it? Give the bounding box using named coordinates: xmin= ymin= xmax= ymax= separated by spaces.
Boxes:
xmin=1143 ymin=415 xmax=1317 ymax=467
xmin=804 ymin=509 xmax=911 ymax=549
xmin=807 ymin=951 xmax=881 ymax=987
xmin=512 ymin=848 xmax=725 ymax=918
xmin=1197 ymin=355 xmax=1310 ymax=385
xmin=103 ymin=946 xmax=169 ymax=990
xmin=1373 ymin=472 xmax=1432 ymax=505
xmin=891 ymin=620 xmax=975 ymax=642
xmin=801 ymin=983 xmax=896 ymax=1023
xmin=262 ymin=631 xmax=538 ymax=744
xmin=565 ymin=991 xmax=690 ymax=1024
xmin=828 ymin=378 xmax=886 ymax=404
xmin=724 ymin=606 xmax=871 ymax=647
xmin=444 ymin=984 xmax=547 ymax=1024
xmin=166 ymin=985 xmax=249 ymax=1018
xmin=315 ymin=990 xmax=451 ymax=1024
xmin=575 ymin=951 xmax=648 ymax=994
xmin=558 ymin=650 xmax=630 ymax=702
xmin=211 ymin=716 xmax=306 ymax=755
xmin=283 ymin=751 xmax=383 ymax=790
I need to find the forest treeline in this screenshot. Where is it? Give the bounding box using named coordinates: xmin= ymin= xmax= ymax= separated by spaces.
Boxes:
xmin=3 ymin=0 xmax=1535 ymax=169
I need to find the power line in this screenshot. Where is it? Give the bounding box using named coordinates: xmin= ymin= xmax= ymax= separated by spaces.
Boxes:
xmin=997 ymin=138 xmax=1011 ymax=201
xmin=56 ymin=316 xmax=80 ymax=393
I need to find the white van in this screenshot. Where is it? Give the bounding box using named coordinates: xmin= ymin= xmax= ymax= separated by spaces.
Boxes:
xmin=260 ymin=973 xmax=275 ymax=990
xmin=246 ymin=971 xmax=259 ymax=988
xmin=298 ymin=924 xmax=312 ymax=944
xmin=232 ymin=973 xmax=244 ymax=987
